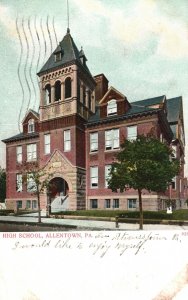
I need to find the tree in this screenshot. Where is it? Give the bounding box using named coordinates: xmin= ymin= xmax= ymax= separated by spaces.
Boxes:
xmin=21 ymin=162 xmax=53 ymax=223
xmin=0 ymin=167 xmax=6 ymax=203
xmin=108 ymin=135 xmax=180 ymax=230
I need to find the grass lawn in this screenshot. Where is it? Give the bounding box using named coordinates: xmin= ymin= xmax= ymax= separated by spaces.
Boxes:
xmin=52 ymin=209 xmax=188 ymax=220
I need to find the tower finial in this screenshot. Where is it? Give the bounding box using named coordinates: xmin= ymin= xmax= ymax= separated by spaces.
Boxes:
xmin=67 ymin=0 xmax=70 ymax=33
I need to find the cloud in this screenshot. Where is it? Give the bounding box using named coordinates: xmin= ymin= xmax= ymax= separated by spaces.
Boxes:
xmin=0 ymin=4 xmax=17 ymax=38
xmin=72 ymin=0 xmax=188 ymax=59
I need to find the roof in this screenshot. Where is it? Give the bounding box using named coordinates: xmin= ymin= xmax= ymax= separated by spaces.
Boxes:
xmin=38 ymin=30 xmax=92 ymax=77
xmin=22 ymin=109 xmax=39 ymax=123
xmin=2 ymin=132 xmax=39 ymax=144
xmin=131 ymin=95 xmax=166 ymax=107
xmin=87 ymin=104 xmax=159 ymax=125
xmin=166 ymin=96 xmax=182 ymax=123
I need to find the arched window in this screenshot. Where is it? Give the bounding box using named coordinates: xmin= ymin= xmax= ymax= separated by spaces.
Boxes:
xmin=28 ymin=119 xmax=35 ymax=133
xmin=45 ymin=84 xmax=51 ymax=104
xmin=82 ymin=85 xmax=86 ymax=106
xmin=65 ymin=77 xmax=72 ymax=99
xmin=55 ymin=80 xmax=61 ymax=101
xmin=88 ymin=90 xmax=91 ymax=110
xmin=77 ymin=81 xmax=80 ymax=101
xmin=107 ymin=99 xmax=117 ymax=116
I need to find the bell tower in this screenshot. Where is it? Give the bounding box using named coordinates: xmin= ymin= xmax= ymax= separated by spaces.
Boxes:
xmin=37 ymin=29 xmax=96 ymax=210
xmin=37 ymin=29 xmax=96 ymax=122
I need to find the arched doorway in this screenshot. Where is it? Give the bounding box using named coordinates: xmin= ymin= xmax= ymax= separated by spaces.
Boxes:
xmin=49 ymin=177 xmax=69 ymax=212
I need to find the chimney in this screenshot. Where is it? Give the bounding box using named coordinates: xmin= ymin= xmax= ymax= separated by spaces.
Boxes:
xmin=94 ymin=74 xmax=109 ymax=103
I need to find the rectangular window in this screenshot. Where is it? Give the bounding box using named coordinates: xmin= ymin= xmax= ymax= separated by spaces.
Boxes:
xmin=44 ymin=134 xmax=51 ymax=154
xmin=90 ymin=132 xmax=98 ymax=152
xmin=113 ymin=199 xmax=119 ymax=208
xmin=27 ymin=143 xmax=37 ymax=161
xmin=127 ymin=126 xmax=137 ymax=140
xmin=171 ymin=177 xmax=176 ymax=190
xmin=16 ymin=174 xmax=22 ymax=192
xmin=105 ymin=199 xmax=111 ymax=209
xmin=16 ymin=201 xmax=22 ymax=209
xmin=105 ymin=165 xmax=111 ymax=188
xmin=64 ymin=130 xmax=71 ymax=151
xmin=55 ymin=52 xmax=62 ymax=62
xmin=128 ymin=199 xmax=137 ymax=210
xmin=90 ymin=166 xmax=98 ymax=188
xmin=172 ymin=145 xmax=177 ymax=159
xmin=16 ymin=146 xmax=22 ymax=163
xmin=32 ymin=200 xmax=37 ymax=209
xmin=105 ymin=129 xmax=119 ymax=150
xmin=27 ymin=174 xmax=37 ymax=192
xmin=90 ymin=199 xmax=98 ymax=209
xmin=26 ymin=200 xmax=31 ymax=209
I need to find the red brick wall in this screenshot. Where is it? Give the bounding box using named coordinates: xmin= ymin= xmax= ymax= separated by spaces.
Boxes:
xmin=6 ymin=137 xmax=39 ymax=199
xmin=86 ymin=116 xmax=162 ymax=198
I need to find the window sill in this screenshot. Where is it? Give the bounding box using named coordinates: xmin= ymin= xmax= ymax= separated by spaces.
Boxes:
xmin=89 ymin=151 xmax=98 ymax=155
xmin=104 ymin=148 xmax=120 ymax=152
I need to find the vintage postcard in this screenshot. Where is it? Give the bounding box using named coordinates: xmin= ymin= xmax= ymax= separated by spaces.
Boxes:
xmin=0 ymin=0 xmax=188 ymax=299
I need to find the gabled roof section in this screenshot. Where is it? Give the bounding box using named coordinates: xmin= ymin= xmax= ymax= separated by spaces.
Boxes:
xmin=99 ymin=86 xmax=128 ymax=104
xmin=166 ymin=96 xmax=182 ymax=123
xmin=87 ymin=95 xmax=165 ymax=125
xmin=38 ymin=30 xmax=92 ymax=77
xmin=2 ymin=132 xmax=39 ymax=144
xmin=131 ymin=95 xmax=166 ymax=107
xmin=22 ymin=109 xmax=39 ymax=124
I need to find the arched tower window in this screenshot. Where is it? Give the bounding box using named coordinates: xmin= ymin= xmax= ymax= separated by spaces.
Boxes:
xmin=88 ymin=90 xmax=91 ymax=110
xmin=83 ymin=85 xmax=86 ymax=106
xmin=107 ymin=99 xmax=117 ymax=116
xmin=28 ymin=119 xmax=35 ymax=133
xmin=55 ymin=80 xmax=61 ymax=101
xmin=65 ymin=77 xmax=72 ymax=99
xmin=45 ymin=84 xmax=51 ymax=104
xmin=77 ymin=80 xmax=80 ymax=101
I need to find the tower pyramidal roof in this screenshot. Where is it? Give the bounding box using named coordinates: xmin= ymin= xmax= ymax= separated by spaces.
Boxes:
xmin=38 ymin=29 xmax=92 ymax=76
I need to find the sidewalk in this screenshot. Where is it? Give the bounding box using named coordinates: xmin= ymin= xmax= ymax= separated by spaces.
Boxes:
xmin=0 ymin=212 xmax=188 ymax=230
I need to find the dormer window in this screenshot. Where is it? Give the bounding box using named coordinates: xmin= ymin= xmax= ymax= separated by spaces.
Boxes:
xmin=28 ymin=119 xmax=35 ymax=133
xmin=107 ymin=99 xmax=117 ymax=116
xmin=55 ymin=52 xmax=62 ymax=62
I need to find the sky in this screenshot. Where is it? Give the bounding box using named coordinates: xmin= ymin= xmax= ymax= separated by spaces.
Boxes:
xmin=0 ymin=0 xmax=188 ymax=174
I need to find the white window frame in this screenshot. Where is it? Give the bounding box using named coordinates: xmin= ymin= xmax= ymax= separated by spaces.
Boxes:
xmin=16 ymin=174 xmax=22 ymax=192
xmin=172 ymin=145 xmax=177 ymax=159
xmin=55 ymin=52 xmax=62 ymax=62
xmin=90 ymin=132 xmax=98 ymax=152
xmin=16 ymin=146 xmax=22 ymax=163
xmin=26 ymin=200 xmax=31 ymax=209
xmin=105 ymin=165 xmax=111 ymax=188
xmin=28 ymin=119 xmax=35 ymax=133
xmin=113 ymin=199 xmax=119 ymax=208
xmin=32 ymin=200 xmax=37 ymax=209
xmin=90 ymin=166 xmax=98 ymax=188
xmin=16 ymin=200 xmax=22 ymax=209
xmin=128 ymin=199 xmax=137 ymax=210
xmin=105 ymin=199 xmax=111 ymax=209
xmin=27 ymin=143 xmax=37 ymax=161
xmin=171 ymin=177 xmax=176 ymax=190
xmin=107 ymin=100 xmax=117 ymax=116
xmin=127 ymin=125 xmax=137 ymax=141
xmin=105 ymin=129 xmax=119 ymax=150
xmin=64 ymin=130 xmax=71 ymax=152
xmin=27 ymin=174 xmax=37 ymax=193
xmin=90 ymin=199 xmax=98 ymax=209
xmin=44 ymin=134 xmax=51 ymax=154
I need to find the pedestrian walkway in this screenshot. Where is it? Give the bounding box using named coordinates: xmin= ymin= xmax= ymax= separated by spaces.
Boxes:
xmin=0 ymin=212 xmax=188 ymax=230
